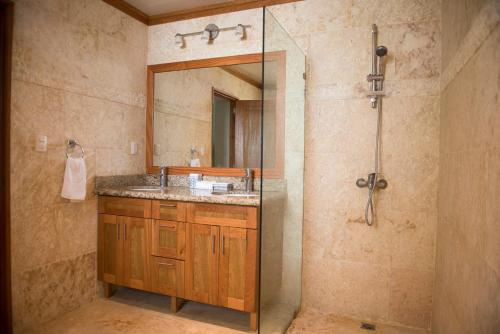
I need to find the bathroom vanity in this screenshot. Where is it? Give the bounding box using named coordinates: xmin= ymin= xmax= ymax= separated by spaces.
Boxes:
xmin=96 ymin=52 xmax=287 ymax=332
xmin=96 ymin=189 xmax=259 ymax=330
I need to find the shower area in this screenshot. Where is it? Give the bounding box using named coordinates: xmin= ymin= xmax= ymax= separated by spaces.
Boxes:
xmin=258 ymin=8 xmax=305 ymax=333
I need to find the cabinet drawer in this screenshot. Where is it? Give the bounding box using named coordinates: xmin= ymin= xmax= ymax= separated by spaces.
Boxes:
xmin=99 ymin=197 xmax=151 ymax=218
xmin=187 ymin=203 xmax=258 ymax=229
xmin=152 ymin=200 xmax=187 ymax=221
xmin=150 ymin=257 xmax=184 ymax=297
xmin=151 ymin=220 xmax=186 ymax=259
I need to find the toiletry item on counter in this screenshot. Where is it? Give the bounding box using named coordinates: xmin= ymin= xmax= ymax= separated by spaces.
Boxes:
xmin=190 ymin=158 xmax=200 ymax=167
xmin=194 ymin=181 xmax=233 ymax=191
xmin=61 ymin=156 xmax=87 ymax=201
xmin=194 ymin=180 xmax=215 ymax=190
xmin=189 ymin=173 xmax=202 ymax=188
xmin=213 ymin=183 xmax=233 ymax=192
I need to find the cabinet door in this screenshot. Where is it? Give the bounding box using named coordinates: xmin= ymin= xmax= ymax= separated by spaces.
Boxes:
xmin=98 ymin=214 xmax=123 ymax=284
xmin=219 ymin=227 xmax=257 ymax=312
xmin=150 ymin=257 xmax=184 ymax=297
xmin=122 ymin=217 xmax=151 ymax=290
xmin=151 ymin=220 xmax=186 ymax=259
xmin=185 ymin=223 xmax=219 ymax=304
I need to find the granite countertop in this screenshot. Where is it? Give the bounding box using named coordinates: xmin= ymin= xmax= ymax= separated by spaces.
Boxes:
xmin=95 ymin=186 xmax=260 ymax=207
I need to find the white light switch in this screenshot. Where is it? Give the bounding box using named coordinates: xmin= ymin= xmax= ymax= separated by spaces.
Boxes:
xmin=36 ymin=135 xmax=47 ymax=152
xmin=154 ymin=144 xmax=160 ymax=156
xmin=130 ymin=142 xmax=138 ymax=155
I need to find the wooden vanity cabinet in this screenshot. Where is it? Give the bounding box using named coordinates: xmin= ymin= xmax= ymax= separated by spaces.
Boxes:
xmin=184 ymin=203 xmax=259 ymax=328
xmin=99 ymin=196 xmax=151 ymax=218
xmin=98 ymin=214 xmax=151 ymax=290
xmin=218 ymin=227 xmax=257 ymax=312
xmin=98 ymin=196 xmax=259 ymax=330
xmin=185 ymin=223 xmax=220 ymax=305
xmin=98 ymin=214 xmax=122 ymax=285
xmin=150 ymin=256 xmax=185 ymax=297
xmin=122 ymin=216 xmax=151 ymax=290
xmin=152 ymin=200 xmax=187 ymax=221
xmin=151 ymin=220 xmax=186 ymax=259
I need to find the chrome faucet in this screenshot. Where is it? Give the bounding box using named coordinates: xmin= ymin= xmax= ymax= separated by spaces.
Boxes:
xmin=159 ymin=166 xmax=167 ymax=188
xmin=241 ymin=168 xmax=253 ymax=193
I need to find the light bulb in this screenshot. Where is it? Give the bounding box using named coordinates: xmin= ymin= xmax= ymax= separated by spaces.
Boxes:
xmin=174 ymin=33 xmax=184 ymax=48
xmin=235 ymin=24 xmax=245 ymax=39
xmin=201 ymin=29 xmax=210 ymax=41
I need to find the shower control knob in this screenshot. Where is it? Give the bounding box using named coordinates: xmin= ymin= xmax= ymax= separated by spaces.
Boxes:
xmin=376 ymin=179 xmax=388 ymax=189
xmin=356 ymin=178 xmax=368 ymax=188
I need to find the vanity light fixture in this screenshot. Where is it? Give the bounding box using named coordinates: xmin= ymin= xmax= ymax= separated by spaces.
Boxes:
xmin=174 ymin=23 xmax=250 ymax=47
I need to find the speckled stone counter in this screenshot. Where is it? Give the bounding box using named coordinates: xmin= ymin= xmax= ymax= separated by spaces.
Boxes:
xmin=95 ymin=174 xmax=265 ymax=206
xmin=95 ymin=186 xmax=260 ymax=206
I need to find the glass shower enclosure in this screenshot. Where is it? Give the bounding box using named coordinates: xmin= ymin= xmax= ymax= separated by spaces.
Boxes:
xmin=258 ymin=7 xmax=305 ymax=333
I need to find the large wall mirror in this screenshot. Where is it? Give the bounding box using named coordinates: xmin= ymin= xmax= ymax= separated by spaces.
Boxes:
xmin=146 ymin=53 xmax=285 ymax=177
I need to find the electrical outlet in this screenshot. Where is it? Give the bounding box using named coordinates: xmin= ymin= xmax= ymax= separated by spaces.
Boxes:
xmin=130 ymin=142 xmax=138 ymax=155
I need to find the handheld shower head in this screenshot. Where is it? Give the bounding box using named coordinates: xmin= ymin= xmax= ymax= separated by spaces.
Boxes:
xmin=376 ymin=46 xmax=388 ymax=57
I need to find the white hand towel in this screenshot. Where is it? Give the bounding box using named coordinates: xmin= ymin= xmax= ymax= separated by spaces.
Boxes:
xmin=61 ymin=157 xmax=87 ymax=201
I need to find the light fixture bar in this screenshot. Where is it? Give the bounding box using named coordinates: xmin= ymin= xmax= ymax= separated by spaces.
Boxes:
xmin=175 ymin=24 xmax=251 ymax=39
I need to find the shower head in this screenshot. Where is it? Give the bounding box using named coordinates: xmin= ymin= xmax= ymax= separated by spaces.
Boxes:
xmin=376 ymin=46 xmax=388 ymax=57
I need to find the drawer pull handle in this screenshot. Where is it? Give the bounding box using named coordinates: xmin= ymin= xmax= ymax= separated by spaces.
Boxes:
xmin=160 ymin=204 xmax=177 ymax=208
xmin=124 ymin=224 xmax=127 ymax=240
xmin=160 ymin=225 xmax=176 ymax=229
xmin=212 ymin=235 xmax=215 ymax=254
xmin=222 ymin=235 xmax=225 ymax=255
xmin=162 ymin=263 xmax=175 ymax=267
xmin=117 ymin=224 xmax=120 ymax=240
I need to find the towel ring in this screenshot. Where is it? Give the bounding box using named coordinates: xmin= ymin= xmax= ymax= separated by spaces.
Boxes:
xmin=66 ymin=139 xmax=84 ymax=158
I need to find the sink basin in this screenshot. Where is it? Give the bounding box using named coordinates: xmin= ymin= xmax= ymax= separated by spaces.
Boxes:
xmin=127 ymin=186 xmax=162 ymax=192
xmin=211 ymin=192 xmax=259 ymax=198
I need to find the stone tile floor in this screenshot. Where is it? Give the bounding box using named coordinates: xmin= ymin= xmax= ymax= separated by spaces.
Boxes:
xmin=25 ymin=287 xmax=250 ymax=334
xmin=287 ymin=308 xmax=431 ymax=334
xmin=25 ymin=287 xmax=430 ymax=334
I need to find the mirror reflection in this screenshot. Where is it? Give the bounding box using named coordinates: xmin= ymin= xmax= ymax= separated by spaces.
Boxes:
xmin=153 ymin=63 xmax=266 ymax=168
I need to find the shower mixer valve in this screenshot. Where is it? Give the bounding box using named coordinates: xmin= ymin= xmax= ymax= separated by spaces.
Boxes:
xmin=356 ymin=173 xmax=388 ymax=190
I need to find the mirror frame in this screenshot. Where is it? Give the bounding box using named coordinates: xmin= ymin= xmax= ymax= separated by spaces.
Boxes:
xmin=146 ymin=52 xmax=286 ymax=178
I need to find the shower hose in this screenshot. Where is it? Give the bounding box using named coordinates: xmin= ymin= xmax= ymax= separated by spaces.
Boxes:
xmin=365 ymin=100 xmax=382 ymax=226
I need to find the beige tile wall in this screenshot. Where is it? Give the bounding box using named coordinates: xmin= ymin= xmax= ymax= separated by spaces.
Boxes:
xmin=148 ymin=0 xmax=440 ymax=330
xmin=10 ymin=0 xmax=147 ymax=331
xmin=433 ymin=1 xmax=500 ymax=333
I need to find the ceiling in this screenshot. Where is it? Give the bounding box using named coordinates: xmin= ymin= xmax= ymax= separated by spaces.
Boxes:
xmin=125 ymin=0 xmax=234 ymax=16
xmin=103 ymin=0 xmax=301 ymax=25
xmin=222 ymin=62 xmax=277 ymax=87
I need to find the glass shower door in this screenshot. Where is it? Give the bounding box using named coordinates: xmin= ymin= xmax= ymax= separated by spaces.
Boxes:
xmin=259 ymin=7 xmax=305 ymax=333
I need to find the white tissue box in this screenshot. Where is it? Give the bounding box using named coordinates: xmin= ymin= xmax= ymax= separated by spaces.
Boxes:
xmin=194 ymin=181 xmax=215 ymax=190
